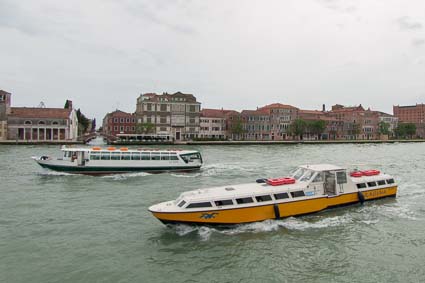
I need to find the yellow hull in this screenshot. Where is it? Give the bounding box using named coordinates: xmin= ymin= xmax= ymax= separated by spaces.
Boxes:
xmin=151 ymin=186 xmax=397 ymax=225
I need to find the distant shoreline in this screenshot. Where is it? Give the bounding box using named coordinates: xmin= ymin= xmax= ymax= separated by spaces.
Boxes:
xmin=0 ymin=139 xmax=424 ymax=146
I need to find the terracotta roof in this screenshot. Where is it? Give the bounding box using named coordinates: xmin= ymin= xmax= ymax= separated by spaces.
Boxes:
xmin=105 ymin=110 xmax=134 ymax=117
xmin=201 ymin=108 xmax=238 ymax=118
xmin=299 ymin=110 xmax=324 ymax=115
xmin=241 ymin=109 xmax=269 ymax=115
xmin=10 ymin=107 xmax=71 ymax=119
xmin=259 ymin=103 xmax=298 ymax=110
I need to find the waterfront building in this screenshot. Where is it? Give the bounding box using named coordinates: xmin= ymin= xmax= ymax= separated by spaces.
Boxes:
xmin=135 ymin=92 xmax=201 ymax=141
xmin=377 ymin=112 xmax=398 ymax=137
xmin=259 ymin=103 xmax=299 ymax=140
xmin=6 ymin=98 xmax=78 ymax=141
xmin=102 ymin=110 xmax=136 ymax=137
xmin=393 ymin=104 xmax=425 ymax=137
xmin=0 ymin=90 xmax=12 ymax=140
xmin=199 ymin=109 xmax=236 ymax=140
xmin=241 ymin=108 xmax=271 ymax=140
xmin=326 ymin=104 xmax=380 ymax=140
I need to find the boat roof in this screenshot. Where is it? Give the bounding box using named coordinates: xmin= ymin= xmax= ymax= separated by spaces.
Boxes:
xmin=299 ymin=164 xmax=345 ymax=171
xmin=179 ymin=182 xmax=305 ymax=202
xmin=60 ymin=146 xmax=199 ymax=154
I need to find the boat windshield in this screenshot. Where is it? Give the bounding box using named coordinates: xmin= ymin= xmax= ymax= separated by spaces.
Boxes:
xmin=300 ymin=170 xmax=315 ymax=182
xmin=180 ymin=152 xmax=202 ymax=164
xmin=291 ymin=168 xmax=306 ymax=180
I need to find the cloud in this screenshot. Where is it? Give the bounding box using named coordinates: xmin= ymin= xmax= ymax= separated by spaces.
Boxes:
xmin=412 ymin=38 xmax=425 ymax=46
xmin=396 ymin=16 xmax=423 ymax=31
xmin=118 ymin=0 xmax=199 ymax=36
xmin=316 ymin=0 xmax=357 ymax=14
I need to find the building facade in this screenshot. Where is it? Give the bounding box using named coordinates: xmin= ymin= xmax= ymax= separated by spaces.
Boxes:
xmin=0 ymin=90 xmax=12 ymax=140
xmin=6 ymin=98 xmax=78 ymax=141
xmin=199 ymin=109 xmax=235 ymax=139
xmin=102 ymin=110 xmax=136 ymax=137
xmin=135 ymin=92 xmax=201 ymax=141
xmin=393 ymin=104 xmax=425 ymax=137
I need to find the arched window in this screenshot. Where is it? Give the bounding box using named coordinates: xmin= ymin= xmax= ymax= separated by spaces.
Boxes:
xmin=38 ymin=121 xmax=46 ymax=125
xmin=52 ymin=121 xmax=59 ymax=125
xmin=24 ymin=120 xmax=32 ymax=125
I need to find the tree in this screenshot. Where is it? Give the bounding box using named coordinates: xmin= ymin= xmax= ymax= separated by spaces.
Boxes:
xmin=136 ymin=122 xmax=155 ymax=134
xmin=308 ymin=120 xmax=326 ymax=140
xmin=76 ymin=108 xmax=90 ymax=135
xmin=378 ymin=121 xmax=390 ymax=135
xmin=64 ymin=100 xmax=70 ymax=109
xmin=405 ymin=123 xmax=416 ymax=138
xmin=289 ymin=119 xmax=307 ymax=140
xmin=395 ymin=123 xmax=416 ymax=139
xmin=230 ymin=119 xmax=245 ymax=140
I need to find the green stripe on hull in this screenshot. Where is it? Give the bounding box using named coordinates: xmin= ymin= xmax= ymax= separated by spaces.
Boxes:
xmin=38 ymin=163 xmax=201 ymax=175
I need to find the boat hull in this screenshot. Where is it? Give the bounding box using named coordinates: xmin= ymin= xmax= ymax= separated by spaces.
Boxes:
xmin=150 ymin=186 xmax=397 ymax=226
xmin=37 ymin=162 xmax=201 ymax=175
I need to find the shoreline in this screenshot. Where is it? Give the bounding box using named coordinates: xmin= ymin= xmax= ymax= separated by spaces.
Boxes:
xmin=1 ymin=139 xmax=424 ymax=146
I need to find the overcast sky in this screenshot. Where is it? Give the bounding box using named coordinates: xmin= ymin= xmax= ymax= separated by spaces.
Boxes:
xmin=1 ymin=0 xmax=424 ymax=122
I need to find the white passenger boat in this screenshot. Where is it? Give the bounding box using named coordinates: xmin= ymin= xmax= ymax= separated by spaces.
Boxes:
xmin=149 ymin=164 xmax=397 ymax=226
xmin=33 ymin=146 xmax=202 ymax=175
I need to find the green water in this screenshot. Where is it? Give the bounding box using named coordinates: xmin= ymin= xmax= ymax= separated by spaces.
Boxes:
xmin=1 ymin=143 xmax=424 ymax=283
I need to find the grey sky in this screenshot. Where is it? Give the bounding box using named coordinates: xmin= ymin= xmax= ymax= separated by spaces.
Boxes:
xmin=1 ymin=0 xmax=424 ymax=122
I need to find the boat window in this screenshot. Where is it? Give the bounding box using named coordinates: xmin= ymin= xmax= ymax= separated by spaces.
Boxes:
xmin=131 ymin=152 xmax=141 ymax=160
xmin=312 ymin=173 xmax=323 ymax=183
xmin=122 ymin=152 xmax=131 ymax=160
xmin=377 ymin=180 xmax=386 ymax=186
xmin=180 ymin=153 xmax=201 ymax=163
xmin=178 ymin=200 xmax=186 ymax=207
xmin=367 ymin=182 xmax=377 ymax=187
xmin=141 ymin=153 xmax=150 ymax=160
xmin=151 ymin=154 xmax=160 ymax=161
xmin=292 ymin=168 xmax=306 ymax=180
xmin=236 ymin=197 xmax=254 ymax=204
xmin=101 ymin=152 xmax=111 ymax=160
xmin=291 ymin=191 xmax=306 ymax=198
xmin=186 ymin=202 xmax=213 ymax=208
xmin=90 ymin=152 xmax=101 ymax=160
xmin=111 ymin=152 xmax=121 ymax=160
xmin=161 ymin=153 xmax=170 ymax=160
xmin=336 ymin=171 xmax=347 ymax=184
xmin=274 ymin=192 xmax=289 ymax=200
xmin=170 ymin=155 xmax=179 ymax=160
xmin=386 ymin=179 xmax=395 ymax=184
xmin=255 ymin=195 xmax=272 ymax=202
xmin=214 ymin=199 xmax=233 ymax=206
xmin=300 ymin=170 xmax=315 ymax=182
xmin=356 ymin=183 xmax=367 ymax=189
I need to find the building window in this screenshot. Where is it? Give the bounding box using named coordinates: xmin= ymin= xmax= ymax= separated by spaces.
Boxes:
xmin=38 ymin=121 xmax=46 ymax=125
xmin=52 ymin=121 xmax=59 ymax=125
xmin=24 ymin=120 xmax=32 ymax=125
xmin=114 ymin=118 xmax=118 ymax=123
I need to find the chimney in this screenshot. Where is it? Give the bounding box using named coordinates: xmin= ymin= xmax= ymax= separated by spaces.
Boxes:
xmin=322 ymin=104 xmax=326 ymax=112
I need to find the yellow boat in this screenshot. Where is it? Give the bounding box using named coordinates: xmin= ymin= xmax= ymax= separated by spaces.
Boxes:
xmin=149 ymin=164 xmax=397 ymax=226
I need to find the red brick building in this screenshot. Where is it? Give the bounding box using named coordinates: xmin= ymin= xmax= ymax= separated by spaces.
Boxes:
xmin=393 ymin=104 xmax=425 ymax=137
xmin=102 ymin=110 xmax=136 ymax=137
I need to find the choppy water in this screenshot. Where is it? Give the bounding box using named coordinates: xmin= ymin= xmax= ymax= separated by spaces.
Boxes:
xmin=1 ymin=143 xmax=425 ymax=283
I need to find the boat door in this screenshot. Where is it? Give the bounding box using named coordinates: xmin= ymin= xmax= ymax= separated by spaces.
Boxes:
xmin=77 ymin=151 xmax=86 ymax=166
xmin=324 ymin=171 xmax=336 ymax=195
